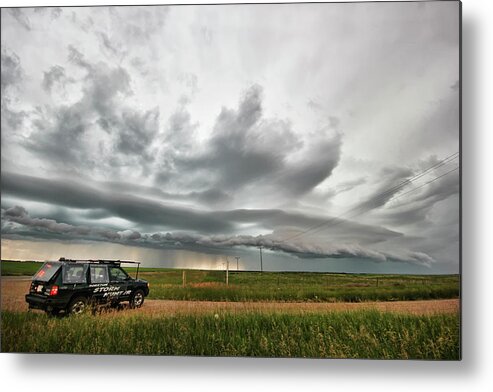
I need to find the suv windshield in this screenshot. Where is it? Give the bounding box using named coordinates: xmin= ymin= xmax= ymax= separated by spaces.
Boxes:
xmin=33 ymin=262 xmax=62 ymax=282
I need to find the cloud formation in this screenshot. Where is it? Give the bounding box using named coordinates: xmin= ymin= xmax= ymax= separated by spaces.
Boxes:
xmin=1 ymin=205 xmax=434 ymax=266
xmin=169 ymin=85 xmax=342 ymax=199
xmin=0 ymin=4 xmax=459 ymax=272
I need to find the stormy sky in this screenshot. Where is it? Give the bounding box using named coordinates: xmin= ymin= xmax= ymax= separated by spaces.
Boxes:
xmin=0 ymin=2 xmax=460 ymax=273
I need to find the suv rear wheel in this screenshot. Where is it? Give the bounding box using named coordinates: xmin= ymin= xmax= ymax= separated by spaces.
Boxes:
xmin=68 ymin=296 xmax=88 ymax=315
xmin=45 ymin=308 xmax=61 ymax=317
xmin=130 ymin=289 xmax=145 ymax=308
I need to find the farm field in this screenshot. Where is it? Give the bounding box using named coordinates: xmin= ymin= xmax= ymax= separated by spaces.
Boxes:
xmin=0 ymin=261 xmax=461 ymax=359
xmin=1 ymin=260 xmax=460 ymax=302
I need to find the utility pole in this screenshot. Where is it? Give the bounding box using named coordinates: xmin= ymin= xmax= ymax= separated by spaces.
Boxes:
xmin=225 ymin=257 xmax=229 ymax=285
xmin=259 ymin=246 xmax=263 ymax=272
xmin=235 ymin=256 xmax=240 ymax=271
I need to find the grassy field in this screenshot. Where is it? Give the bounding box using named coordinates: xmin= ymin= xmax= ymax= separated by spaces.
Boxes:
xmin=1 ymin=260 xmax=460 ymax=302
xmin=1 ymin=260 xmax=44 ymax=276
xmin=1 ymin=310 xmax=460 ymax=359
xmin=1 ymin=261 xmax=460 ymax=359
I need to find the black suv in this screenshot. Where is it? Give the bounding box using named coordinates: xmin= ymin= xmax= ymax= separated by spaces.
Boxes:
xmin=25 ymin=258 xmax=150 ymax=315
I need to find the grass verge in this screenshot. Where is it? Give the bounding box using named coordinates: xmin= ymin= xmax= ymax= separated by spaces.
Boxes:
xmin=1 ymin=310 xmax=459 ymax=359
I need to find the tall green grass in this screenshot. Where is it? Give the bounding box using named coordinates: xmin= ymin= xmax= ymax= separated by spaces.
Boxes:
xmin=148 ymin=284 xmax=459 ymax=302
xmin=1 ymin=311 xmax=459 ymax=359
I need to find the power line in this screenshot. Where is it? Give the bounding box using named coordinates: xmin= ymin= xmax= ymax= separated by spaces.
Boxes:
xmin=279 ymin=152 xmax=459 ymax=244
xmin=361 ymin=152 xmax=459 ymax=204
xmin=387 ymin=166 xmax=459 ymax=202
xmin=303 ymin=165 xmax=460 ymax=239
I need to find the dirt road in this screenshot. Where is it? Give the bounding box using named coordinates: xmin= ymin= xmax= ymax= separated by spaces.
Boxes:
xmin=1 ymin=276 xmax=459 ymax=316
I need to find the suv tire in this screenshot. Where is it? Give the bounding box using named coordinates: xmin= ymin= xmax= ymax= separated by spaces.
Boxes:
xmin=68 ymin=296 xmax=88 ymax=315
xmin=130 ymin=289 xmax=145 ymax=308
xmin=45 ymin=308 xmax=61 ymax=317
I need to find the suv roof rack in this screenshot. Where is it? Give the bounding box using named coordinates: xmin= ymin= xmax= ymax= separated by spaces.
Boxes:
xmin=58 ymin=257 xmax=140 ymax=265
xmin=58 ymin=257 xmax=142 ymax=279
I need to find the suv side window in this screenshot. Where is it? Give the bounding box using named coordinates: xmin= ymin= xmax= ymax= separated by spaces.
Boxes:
xmin=108 ymin=266 xmax=129 ymax=282
xmin=90 ymin=265 xmax=109 ymax=284
xmin=62 ymin=264 xmax=88 ymax=284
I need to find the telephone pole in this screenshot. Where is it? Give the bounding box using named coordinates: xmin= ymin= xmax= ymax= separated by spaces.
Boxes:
xmin=235 ymin=256 xmax=240 ymax=271
xmin=259 ymin=246 xmax=263 ymax=272
xmin=225 ymin=257 xmax=229 ymax=285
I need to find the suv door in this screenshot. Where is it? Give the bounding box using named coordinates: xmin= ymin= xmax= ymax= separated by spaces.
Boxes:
xmin=108 ymin=266 xmax=132 ymax=301
xmin=60 ymin=263 xmax=89 ymax=304
xmin=89 ymin=265 xmax=109 ymax=303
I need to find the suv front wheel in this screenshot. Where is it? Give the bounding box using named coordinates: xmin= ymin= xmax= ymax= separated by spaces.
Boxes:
xmin=130 ymin=289 xmax=145 ymax=308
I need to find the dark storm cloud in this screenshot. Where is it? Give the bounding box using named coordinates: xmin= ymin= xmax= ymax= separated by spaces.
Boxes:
xmin=26 ymin=45 xmax=160 ymax=174
xmin=277 ymin=131 xmax=341 ymax=196
xmin=3 ymin=170 xmax=414 ymax=261
xmin=1 ymin=206 xmax=130 ymax=242
xmin=2 ymin=205 xmax=91 ymax=236
xmin=1 ymin=172 xmax=233 ymax=233
xmin=98 ymin=179 xmax=232 ymax=207
xmin=190 ymin=189 xmax=233 ymax=206
xmin=2 ymin=171 xmax=400 ymax=239
xmin=27 ymin=47 xmax=130 ymax=167
xmin=170 ymin=85 xmax=341 ymax=197
xmin=113 ymin=108 xmax=160 ymax=158
xmin=173 ymin=85 xmax=288 ymax=188
xmin=1 ymin=205 xmax=432 ymax=266
xmin=129 ymin=231 xmax=433 ymax=266
xmin=27 ymin=102 xmax=90 ymax=166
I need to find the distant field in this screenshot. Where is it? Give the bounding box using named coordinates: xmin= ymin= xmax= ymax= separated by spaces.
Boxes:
xmin=141 ymin=270 xmax=460 ymax=302
xmin=1 ymin=260 xmax=460 ymax=302
xmin=1 ymin=261 xmax=44 ymax=276
xmin=1 ymin=310 xmax=460 ymax=359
